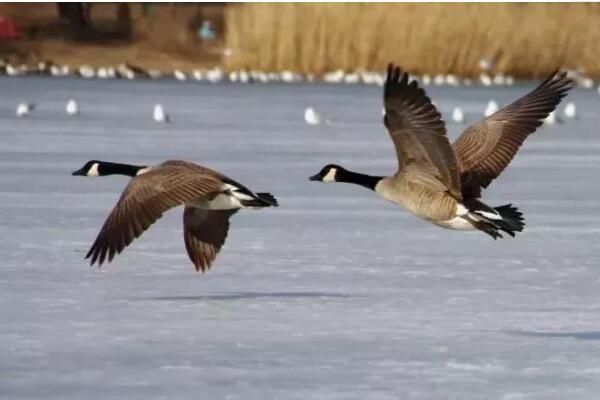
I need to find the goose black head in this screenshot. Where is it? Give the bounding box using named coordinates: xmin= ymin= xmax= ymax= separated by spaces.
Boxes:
xmin=72 ymin=160 xmax=146 ymax=177
xmin=309 ymin=164 xmax=344 ymax=182
xmin=72 ymin=160 xmax=102 ymax=176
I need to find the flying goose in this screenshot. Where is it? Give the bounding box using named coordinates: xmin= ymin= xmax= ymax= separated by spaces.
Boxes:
xmin=72 ymin=160 xmax=278 ymax=271
xmin=310 ymin=64 xmax=572 ymax=239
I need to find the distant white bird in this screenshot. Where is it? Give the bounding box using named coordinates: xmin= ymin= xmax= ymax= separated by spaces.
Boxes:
xmin=66 ymin=99 xmax=79 ymax=116
xmin=344 ymin=73 xmax=360 ymax=84
xmin=6 ymin=64 xmax=23 ymax=76
xmin=78 ymin=65 xmax=95 ymax=79
xmin=239 ymin=70 xmax=250 ymax=83
xmin=493 ymin=73 xmax=506 ymax=85
xmin=173 ymin=70 xmax=187 ymax=81
xmin=323 ymin=70 xmax=345 ymax=84
xmin=421 ymin=75 xmax=431 ymax=86
xmin=206 ymin=68 xmax=223 ymax=83
xmin=304 ymin=107 xmax=321 ymax=125
xmin=37 ymin=61 xmax=48 ymax=73
xmin=433 ymin=74 xmax=445 ymax=86
xmin=484 ymin=100 xmax=499 ymax=117
xmin=16 ymin=102 xmax=34 ymax=117
xmin=563 ymin=102 xmax=577 ymax=119
xmin=281 ymin=70 xmax=299 ymax=83
xmin=479 ymin=73 xmax=492 ymax=87
xmin=148 ymin=69 xmax=163 ymax=79
xmin=98 ymin=67 xmax=115 ymax=79
xmin=97 ymin=67 xmax=109 ymax=79
xmin=116 ymin=64 xmax=135 ymax=80
xmin=579 ymin=77 xmax=593 ymax=89
xmin=452 ymin=107 xmax=465 ymax=123
xmin=192 ymin=70 xmax=204 ymax=81
xmin=122 ymin=69 xmax=135 ymax=80
xmin=253 ymin=71 xmax=269 ymax=83
xmin=50 ymin=65 xmax=63 ymax=77
xmin=106 ymin=67 xmax=117 ymax=79
xmin=445 ymin=74 xmax=459 ymax=86
xmin=360 ymin=72 xmax=376 ymax=85
xmin=153 ymin=104 xmax=169 ymax=123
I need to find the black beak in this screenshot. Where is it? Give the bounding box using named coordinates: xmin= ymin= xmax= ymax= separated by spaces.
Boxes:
xmin=309 ymin=174 xmax=320 ymax=181
xmin=72 ymin=169 xmax=85 ymax=176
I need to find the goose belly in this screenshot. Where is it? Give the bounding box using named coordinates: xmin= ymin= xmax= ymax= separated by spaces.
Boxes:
xmin=375 ymin=179 xmax=458 ymax=221
xmin=380 ymin=190 xmax=457 ymax=221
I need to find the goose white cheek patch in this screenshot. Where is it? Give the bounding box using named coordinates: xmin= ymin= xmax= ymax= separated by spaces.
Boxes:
xmin=136 ymin=167 xmax=152 ymax=176
xmin=87 ymin=163 xmax=100 ymax=176
xmin=322 ymin=169 xmax=337 ymax=182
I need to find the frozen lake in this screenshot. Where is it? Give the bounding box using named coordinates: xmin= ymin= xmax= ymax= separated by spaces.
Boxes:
xmin=1 ymin=76 xmax=599 ymax=399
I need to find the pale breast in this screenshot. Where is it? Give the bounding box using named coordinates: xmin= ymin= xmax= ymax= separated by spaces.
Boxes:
xmin=375 ymin=177 xmax=458 ymax=222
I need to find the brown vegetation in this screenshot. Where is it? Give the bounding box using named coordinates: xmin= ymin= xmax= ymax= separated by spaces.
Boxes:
xmin=1 ymin=3 xmax=599 ymax=77
xmin=0 ymin=3 xmax=224 ymax=71
xmin=225 ymin=3 xmax=600 ymax=77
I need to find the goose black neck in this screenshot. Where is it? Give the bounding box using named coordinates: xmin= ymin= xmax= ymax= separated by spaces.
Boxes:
xmin=101 ymin=162 xmax=146 ymax=177
xmin=337 ymin=169 xmax=383 ymax=191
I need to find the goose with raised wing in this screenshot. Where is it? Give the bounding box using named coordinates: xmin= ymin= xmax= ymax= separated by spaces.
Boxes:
xmin=73 ymin=160 xmax=278 ymax=271
xmin=310 ymin=64 xmax=572 ymax=238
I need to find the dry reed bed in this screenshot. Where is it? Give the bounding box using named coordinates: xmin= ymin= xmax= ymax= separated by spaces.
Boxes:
xmin=224 ymin=3 xmax=600 ymax=77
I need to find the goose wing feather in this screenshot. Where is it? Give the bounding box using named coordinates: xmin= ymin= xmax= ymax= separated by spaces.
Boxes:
xmin=183 ymin=208 xmax=238 ymax=272
xmin=384 ymin=64 xmax=461 ymax=198
xmin=453 ymin=70 xmax=572 ymax=198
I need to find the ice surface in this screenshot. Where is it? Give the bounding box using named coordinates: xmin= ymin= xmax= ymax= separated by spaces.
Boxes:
xmin=0 ymin=76 xmax=599 ymax=399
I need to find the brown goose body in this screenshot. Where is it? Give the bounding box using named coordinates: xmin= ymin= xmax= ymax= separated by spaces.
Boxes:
xmin=375 ymin=173 xmax=458 ymax=223
xmin=73 ymin=160 xmax=278 ymax=271
xmin=310 ymin=64 xmax=572 ymax=238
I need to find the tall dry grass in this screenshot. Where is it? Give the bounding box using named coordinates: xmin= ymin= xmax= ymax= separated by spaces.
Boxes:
xmin=225 ymin=3 xmax=600 ymax=77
